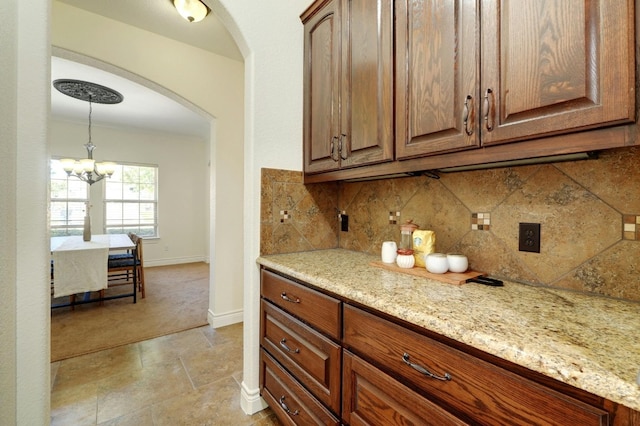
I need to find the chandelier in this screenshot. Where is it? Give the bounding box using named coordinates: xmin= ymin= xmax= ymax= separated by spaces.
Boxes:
xmin=173 ymin=0 xmax=209 ymax=23
xmin=53 ymin=79 xmax=124 ymax=185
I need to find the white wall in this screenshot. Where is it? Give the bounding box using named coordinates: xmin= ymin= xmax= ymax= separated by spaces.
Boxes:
xmin=50 ymin=120 xmax=208 ymax=266
xmin=2 ymin=0 xmax=311 ymax=422
xmin=211 ymin=0 xmax=311 ymax=414
xmin=1 ymin=0 xmax=51 ymax=423
xmin=51 ymin=1 xmax=245 ymax=328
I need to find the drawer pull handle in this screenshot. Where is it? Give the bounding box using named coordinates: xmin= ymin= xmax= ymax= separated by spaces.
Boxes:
xmin=280 ymin=292 xmax=300 ymax=303
xmin=279 ymin=395 xmax=299 ymax=416
xmin=279 ymin=338 xmax=300 ymax=354
xmin=402 ymin=352 xmax=451 ymax=382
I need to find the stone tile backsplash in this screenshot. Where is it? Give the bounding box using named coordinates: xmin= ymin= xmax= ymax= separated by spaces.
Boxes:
xmin=261 ymin=146 xmax=640 ymax=302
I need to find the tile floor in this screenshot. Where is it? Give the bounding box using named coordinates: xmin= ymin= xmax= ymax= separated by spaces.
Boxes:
xmin=50 ymin=323 xmax=281 ymax=425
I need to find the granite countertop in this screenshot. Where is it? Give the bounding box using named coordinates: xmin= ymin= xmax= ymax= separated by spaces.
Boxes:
xmin=257 ymin=249 xmax=640 ymax=411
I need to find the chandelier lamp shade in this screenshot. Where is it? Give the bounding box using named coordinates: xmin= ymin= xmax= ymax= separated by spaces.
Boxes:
xmin=53 ymin=79 xmax=123 ymax=185
xmin=173 ymin=0 xmax=209 ymax=23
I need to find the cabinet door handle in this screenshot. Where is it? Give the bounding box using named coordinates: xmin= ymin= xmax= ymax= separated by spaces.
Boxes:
xmin=330 ymin=136 xmax=339 ymax=161
xmin=279 ymin=338 xmax=300 ymax=354
xmin=402 ymin=352 xmax=451 ymax=381
xmin=463 ymin=95 xmax=474 ymax=136
xmin=280 ymin=292 xmax=300 ymax=303
xmin=279 ymin=395 xmax=300 ymax=416
xmin=483 ymin=88 xmax=494 ymax=132
xmin=339 ymin=134 xmax=348 ymax=160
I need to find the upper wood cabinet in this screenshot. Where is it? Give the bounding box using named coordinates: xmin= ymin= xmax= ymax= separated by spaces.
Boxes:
xmin=302 ymin=0 xmax=394 ymax=174
xmin=395 ymin=0 xmax=480 ymax=159
xmin=396 ymin=0 xmax=635 ymax=159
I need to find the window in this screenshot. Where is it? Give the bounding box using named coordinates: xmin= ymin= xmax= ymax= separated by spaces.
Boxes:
xmin=50 ymin=159 xmax=89 ymax=237
xmin=104 ymin=164 xmax=158 ymax=237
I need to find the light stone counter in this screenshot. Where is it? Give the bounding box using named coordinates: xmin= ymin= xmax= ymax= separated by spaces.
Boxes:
xmin=257 ymin=248 xmax=640 ymax=411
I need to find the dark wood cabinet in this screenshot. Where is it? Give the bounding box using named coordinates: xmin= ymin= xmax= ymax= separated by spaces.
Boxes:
xmin=343 ymin=304 xmax=609 ymax=426
xmin=395 ymin=0 xmax=479 ymax=159
xmin=396 ymin=0 xmax=635 ymax=159
xmin=302 ymin=0 xmax=394 ymax=174
xmin=343 ymin=350 xmax=470 ymax=426
xmin=259 ymin=269 xmax=342 ymax=425
xmin=479 ymin=0 xmax=635 ymax=146
xmin=304 ymin=0 xmax=636 ymax=183
xmin=259 ymin=266 xmax=639 ymax=425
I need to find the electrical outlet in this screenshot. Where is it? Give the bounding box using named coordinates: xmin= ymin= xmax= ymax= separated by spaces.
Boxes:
xmin=341 ymin=214 xmax=349 ymax=232
xmin=519 ymin=223 xmax=540 ymax=253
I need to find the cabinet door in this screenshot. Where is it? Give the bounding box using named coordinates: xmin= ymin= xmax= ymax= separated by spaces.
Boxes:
xmin=303 ymin=0 xmax=342 ymax=174
xmin=480 ymin=0 xmax=635 ymax=146
xmin=395 ymin=0 xmax=479 ymax=159
xmin=339 ymin=0 xmax=394 ymax=168
xmin=343 ymin=351 xmax=470 ymax=426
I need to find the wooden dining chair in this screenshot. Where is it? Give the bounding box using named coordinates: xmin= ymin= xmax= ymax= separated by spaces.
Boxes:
xmin=107 ymin=233 xmax=145 ymax=298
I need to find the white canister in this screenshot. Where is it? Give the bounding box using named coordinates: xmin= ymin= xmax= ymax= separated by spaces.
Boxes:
xmin=381 ymin=241 xmax=398 ymax=263
xmin=396 ymin=253 xmax=415 ymax=269
xmin=447 ymin=254 xmax=469 ymax=273
xmin=425 ymin=253 xmax=449 ymax=274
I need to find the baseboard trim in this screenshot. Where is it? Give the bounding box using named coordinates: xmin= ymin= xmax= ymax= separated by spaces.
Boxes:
xmin=144 ymin=256 xmax=207 ymax=267
xmin=207 ymin=308 xmax=243 ymax=329
xmin=240 ymin=381 xmax=268 ymax=415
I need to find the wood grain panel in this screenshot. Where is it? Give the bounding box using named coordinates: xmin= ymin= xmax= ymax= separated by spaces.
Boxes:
xmin=343 ymin=304 xmax=609 ymax=426
xmin=261 ymin=269 xmax=342 ymax=339
xmin=481 ymin=0 xmax=635 ymax=145
xmin=261 ymin=300 xmax=342 ymax=412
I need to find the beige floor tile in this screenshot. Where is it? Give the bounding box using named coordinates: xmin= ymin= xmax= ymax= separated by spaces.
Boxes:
xmin=96 ymin=359 xmax=193 ymax=424
xmin=200 ymin=323 xmax=243 ymax=347
xmin=54 ymin=344 xmax=142 ymax=390
xmin=151 ymin=376 xmax=265 ymax=426
xmin=51 ymin=322 xmax=279 ymax=426
xmin=97 ymin=407 xmax=155 ymax=426
xmin=51 ymin=361 xmax=60 ymax=390
xmin=138 ymin=327 xmax=213 ymax=367
xmin=50 ymin=381 xmax=98 ymax=426
xmin=181 ymin=341 xmax=243 ymax=388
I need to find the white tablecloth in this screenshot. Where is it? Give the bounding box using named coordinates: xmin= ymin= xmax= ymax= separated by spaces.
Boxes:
xmin=52 ymin=238 xmax=109 ymax=298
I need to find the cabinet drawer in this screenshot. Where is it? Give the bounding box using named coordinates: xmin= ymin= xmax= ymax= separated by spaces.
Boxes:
xmin=261 ymin=349 xmax=340 ymax=426
xmin=261 ymin=300 xmax=342 ymax=412
xmin=343 ymin=350 xmax=469 ymax=426
xmin=343 ymin=305 xmax=609 ymax=426
xmin=261 ymin=269 xmax=341 ymax=339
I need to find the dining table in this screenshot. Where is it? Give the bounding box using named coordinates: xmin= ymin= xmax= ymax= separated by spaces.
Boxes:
xmin=50 ymin=234 xmax=137 ymax=308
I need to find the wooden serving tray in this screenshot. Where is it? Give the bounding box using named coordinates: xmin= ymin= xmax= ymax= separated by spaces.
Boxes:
xmin=370 ymin=261 xmax=486 ymax=285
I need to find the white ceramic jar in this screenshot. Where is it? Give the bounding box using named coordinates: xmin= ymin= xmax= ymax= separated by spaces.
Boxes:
xmin=396 ymin=250 xmax=415 ymax=268
xmin=447 ymin=254 xmax=469 ymax=273
xmin=425 ymin=253 xmax=449 ymax=274
xmin=381 ymin=241 xmax=398 ymax=263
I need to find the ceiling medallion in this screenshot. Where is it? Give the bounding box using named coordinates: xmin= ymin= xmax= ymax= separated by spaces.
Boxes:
xmin=53 ymin=79 xmax=124 ymax=104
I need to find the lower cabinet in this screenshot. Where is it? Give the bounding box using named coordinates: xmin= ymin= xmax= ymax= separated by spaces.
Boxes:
xmin=342 ymin=350 xmax=469 ymax=426
xmin=343 ymin=304 xmax=608 ymax=426
xmin=259 ymin=267 xmax=634 ymax=425
xmin=261 ymin=350 xmax=340 ymax=425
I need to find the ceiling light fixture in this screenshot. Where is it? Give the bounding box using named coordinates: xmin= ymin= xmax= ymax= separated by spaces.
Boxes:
xmin=53 ymin=79 xmax=123 ymax=185
xmin=173 ymin=0 xmax=209 ymax=23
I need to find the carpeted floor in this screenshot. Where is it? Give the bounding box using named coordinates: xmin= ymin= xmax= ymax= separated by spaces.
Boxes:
xmin=51 ymin=262 xmax=210 ymax=362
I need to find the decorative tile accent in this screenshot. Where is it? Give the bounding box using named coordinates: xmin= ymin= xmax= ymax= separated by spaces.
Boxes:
xmin=471 ymin=213 xmax=491 ymax=230
xmin=623 ymin=215 xmax=640 ymax=240
xmin=389 ymin=211 xmax=400 ymax=224
xmin=262 ymin=147 xmax=640 ymax=302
